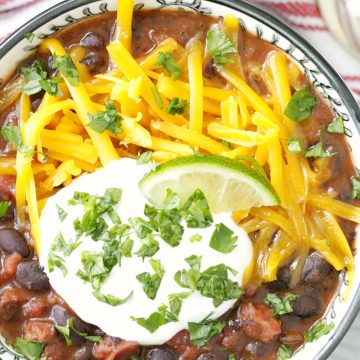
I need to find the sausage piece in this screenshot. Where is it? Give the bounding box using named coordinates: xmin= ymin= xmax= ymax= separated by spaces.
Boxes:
xmin=239 ymin=303 xmax=281 ymax=343
xmin=92 ymin=336 xmax=140 ymax=359
xmin=15 ymin=261 xmax=50 ymax=291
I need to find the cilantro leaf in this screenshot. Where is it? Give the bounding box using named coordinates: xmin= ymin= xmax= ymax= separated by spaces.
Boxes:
xmin=52 ymin=53 xmax=79 ymax=86
xmin=327 ymin=116 xmax=345 ymax=134
xmin=151 ymin=85 xmax=163 ymax=109
xmin=157 ymin=52 xmax=183 ymax=80
xmin=24 ymin=32 xmax=35 ymax=43
xmin=210 ymin=223 xmax=238 ymax=254
xmin=228 ymin=355 xmax=236 ymax=360
xmin=131 ymin=305 xmax=177 ymax=333
xmin=11 ymin=337 xmax=44 ymax=360
xmin=304 ymin=321 xmax=334 ymax=343
xmin=1 ymin=125 xmax=34 ymax=156
xmin=119 ymin=237 xmax=134 ymax=257
xmin=88 ymin=101 xmax=122 ymax=134
xmin=93 ymin=290 xmax=133 ymax=306
xmin=134 ymin=236 xmax=160 ymax=259
xmin=277 ymin=344 xmax=294 ymax=360
xmin=167 ymin=97 xmax=188 ymax=115
xmin=206 ymin=29 xmax=237 ymax=67
xmin=287 ymin=137 xmax=302 ymax=154
xmin=168 ymin=292 xmax=191 ymax=317
xmin=137 ymin=151 xmax=153 ymax=165
xmin=181 ymin=189 xmax=213 ymax=228
xmin=56 ymin=204 xmax=67 ymax=221
xmin=188 ymin=319 xmax=226 ymax=346
xmin=351 ymin=177 xmax=360 ymax=200
xmin=264 ymin=293 xmax=298 ymax=316
xmin=21 ymin=60 xmax=63 ymax=96
xmin=304 ymin=139 xmax=335 ymax=158
xmin=164 ymin=189 xmax=181 ymax=210
xmin=136 ymin=259 xmax=164 ymax=299
xmin=0 ymin=200 xmax=10 ymax=218
xmin=55 ymin=318 xmax=102 ymax=347
xmin=48 ymin=251 xmax=67 ymax=276
xmin=284 ymin=87 xmax=316 ymax=122
xmin=190 ymin=234 xmax=202 ymax=243
xmin=50 ymin=233 xmax=81 ymax=257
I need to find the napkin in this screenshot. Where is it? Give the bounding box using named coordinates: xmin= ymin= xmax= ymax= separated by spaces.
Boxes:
xmin=0 ymin=0 xmax=359 ymax=103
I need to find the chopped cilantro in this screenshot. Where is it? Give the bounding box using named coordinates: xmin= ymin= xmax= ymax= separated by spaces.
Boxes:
xmin=11 ymin=337 xmax=44 ymax=360
xmin=157 ymin=52 xmax=183 ymax=80
xmin=137 ymin=151 xmax=153 ymax=165
xmin=1 ymin=125 xmax=34 ymax=157
xmin=304 ymin=321 xmax=334 ymax=343
xmin=24 ymin=32 xmax=35 ymax=43
xmin=134 ymin=236 xmax=160 ymax=259
xmin=56 ymin=204 xmax=67 ymax=221
xmin=304 ymin=139 xmax=335 ymax=158
xmin=264 ymin=293 xmax=298 ymax=316
xmin=164 ymin=189 xmax=181 ymax=210
xmin=119 ymin=237 xmax=134 ymax=257
xmin=21 ymin=60 xmax=63 ymax=96
xmin=327 ymin=116 xmax=345 ymax=134
xmin=188 ymin=319 xmax=226 ymax=346
xmin=131 ymin=305 xmax=177 ymax=333
xmin=136 ymin=259 xmax=164 ymax=299
xmin=351 ymin=176 xmax=360 ymax=200
xmin=93 ymin=290 xmax=133 ymax=306
xmin=277 ymin=344 xmax=294 ymax=360
xmin=228 ymin=355 xmax=236 ymax=360
xmin=181 ymin=189 xmax=213 ymax=228
xmin=168 ymin=292 xmax=191 ymax=317
xmin=167 ymin=97 xmax=188 ymax=115
xmin=48 ymin=251 xmax=67 ymax=276
xmin=151 ymin=86 xmax=163 ymax=109
xmin=206 ymin=29 xmax=237 ymax=67
xmin=88 ymin=101 xmax=122 ymax=134
xmin=55 ymin=318 xmax=102 ymax=346
xmin=190 ymin=234 xmax=202 ymax=243
xmin=0 ymin=200 xmax=10 ymax=218
xmin=284 ymin=87 xmax=316 ymax=122
xmin=210 ymin=223 xmax=238 ymax=254
xmin=287 ymin=137 xmax=302 ymax=154
xmin=52 ymin=53 xmax=79 ymax=86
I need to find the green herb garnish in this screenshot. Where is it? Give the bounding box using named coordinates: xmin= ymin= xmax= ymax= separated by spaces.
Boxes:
xmin=93 ymin=290 xmax=133 ymax=306
xmin=52 ymin=53 xmax=79 ymax=86
xmin=88 ymin=101 xmax=122 ymax=134
xmin=0 ymin=200 xmax=10 ymax=218
xmin=327 ymin=116 xmax=345 ymax=134
xmin=188 ymin=318 xmax=226 ymax=346
xmin=264 ymin=293 xmax=298 ymax=316
xmin=287 ymin=137 xmax=302 ymax=154
xmin=168 ymin=292 xmax=191 ymax=317
xmin=1 ymin=125 xmax=34 ymax=157
xmin=134 ymin=236 xmax=160 ymax=259
xmin=190 ymin=234 xmax=202 ymax=243
xmin=48 ymin=251 xmax=67 ymax=276
xmin=304 ymin=139 xmax=335 ymax=158
xmin=157 ymin=52 xmax=183 ymax=80
xmin=277 ymin=344 xmax=294 ymax=360
xmin=136 ymin=259 xmax=164 ymax=300
xmin=206 ymin=29 xmax=237 ymax=67
xmin=210 ymin=223 xmax=238 ymax=254
xmin=304 ymin=321 xmax=335 ymax=343
xmin=151 ymin=86 xmax=164 ymax=109
xmin=11 ymin=337 xmax=44 ymax=360
xmin=351 ymin=176 xmax=360 ymax=200
xmin=24 ymin=32 xmax=35 ymax=43
xmin=56 ymin=204 xmax=68 ymax=221
xmin=284 ymin=87 xmax=316 ymax=122
xmin=167 ymin=97 xmax=188 ymax=115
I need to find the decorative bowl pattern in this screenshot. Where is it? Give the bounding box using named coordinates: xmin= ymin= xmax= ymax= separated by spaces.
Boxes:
xmin=0 ymin=0 xmax=360 ymax=359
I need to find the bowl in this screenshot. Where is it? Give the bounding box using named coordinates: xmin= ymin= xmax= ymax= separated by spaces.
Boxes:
xmin=0 ymin=0 xmax=360 ymax=359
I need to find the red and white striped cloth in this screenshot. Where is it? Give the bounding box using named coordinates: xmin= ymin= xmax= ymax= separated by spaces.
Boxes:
xmin=0 ymin=0 xmax=359 ymax=103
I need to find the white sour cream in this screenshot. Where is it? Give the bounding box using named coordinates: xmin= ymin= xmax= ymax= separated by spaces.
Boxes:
xmin=39 ymin=158 xmax=253 ymax=345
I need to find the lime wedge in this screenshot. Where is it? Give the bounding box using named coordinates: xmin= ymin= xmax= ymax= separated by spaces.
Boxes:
xmin=139 ymin=155 xmax=280 ymax=212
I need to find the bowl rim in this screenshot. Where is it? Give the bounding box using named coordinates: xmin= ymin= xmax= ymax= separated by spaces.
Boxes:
xmin=0 ymin=0 xmax=360 ymax=359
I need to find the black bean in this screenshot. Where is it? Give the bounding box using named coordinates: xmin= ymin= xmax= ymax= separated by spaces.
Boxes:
xmin=266 ymin=267 xmax=290 ymax=291
xmin=73 ymin=343 xmax=93 ymax=360
xmin=80 ymin=53 xmax=105 ymax=72
xmin=52 ymin=305 xmax=91 ymax=345
xmin=290 ymin=295 xmax=321 ymax=317
xmin=147 ymin=349 xmax=176 ymax=360
xmin=80 ymin=32 xmax=105 ymax=50
xmin=202 ymin=58 xmax=216 ymax=79
xmin=0 ymin=228 xmax=30 ymax=257
xmin=196 ymin=354 xmax=216 ymax=360
xmin=15 ymin=261 xmax=49 ymax=291
xmin=302 ymin=252 xmax=332 ymax=284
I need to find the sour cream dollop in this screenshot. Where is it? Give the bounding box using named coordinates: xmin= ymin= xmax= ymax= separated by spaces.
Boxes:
xmin=40 ymin=158 xmax=253 ymax=345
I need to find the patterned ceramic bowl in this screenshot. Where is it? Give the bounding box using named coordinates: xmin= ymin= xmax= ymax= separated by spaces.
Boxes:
xmin=0 ymin=0 xmax=360 ymax=359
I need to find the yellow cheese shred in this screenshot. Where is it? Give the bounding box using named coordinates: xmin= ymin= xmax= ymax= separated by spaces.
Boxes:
xmin=115 ymin=0 xmax=134 ymax=50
